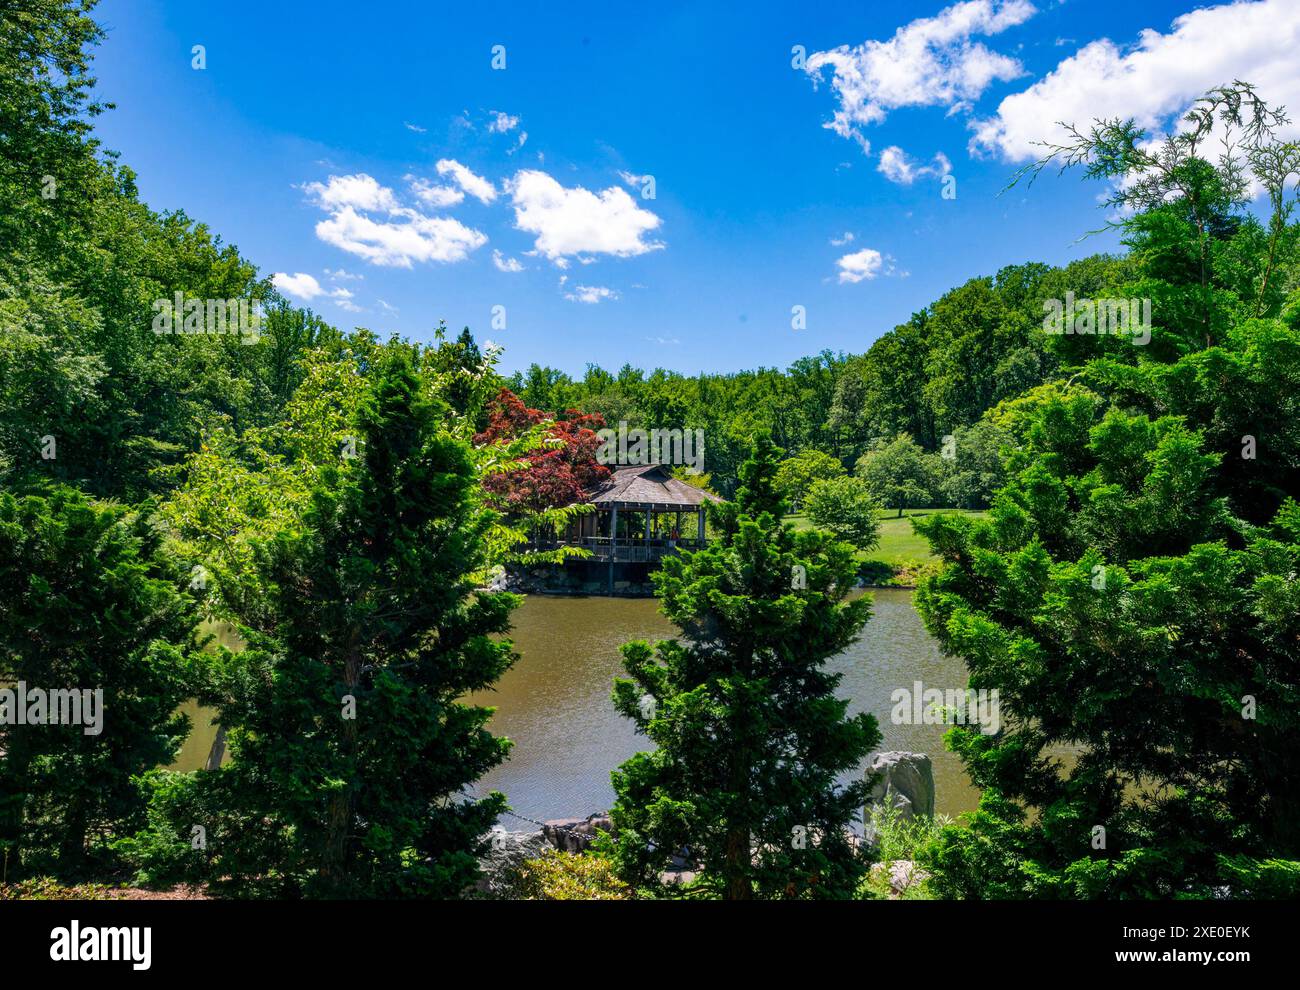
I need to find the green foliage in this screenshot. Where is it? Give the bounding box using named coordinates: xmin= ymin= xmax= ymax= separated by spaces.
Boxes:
xmin=916 ymin=85 xmax=1300 ymax=899
xmin=1216 ymin=855 xmax=1300 ymax=899
xmin=112 ymin=770 xmax=213 ymax=888
xmin=806 ymin=475 xmax=881 ymax=551
xmin=158 ymin=345 xmax=373 ymax=622
xmin=0 ymin=2 xmax=353 ymax=500
xmin=189 ymin=353 xmax=518 ymax=898
xmin=0 ymin=488 xmax=208 ymax=878
xmin=515 ymin=849 xmax=631 ymax=900
xmin=775 ymin=449 xmax=845 ymax=509
xmin=857 ymin=803 xmax=949 ymax=900
xmin=856 ymin=433 xmax=944 ymax=517
xmin=870 ymin=802 xmax=952 ymax=866
xmin=0 ymin=877 xmax=116 ymax=900
xmin=939 ymin=420 xmax=1010 ymax=509
xmin=609 ymin=436 xmax=880 ymax=899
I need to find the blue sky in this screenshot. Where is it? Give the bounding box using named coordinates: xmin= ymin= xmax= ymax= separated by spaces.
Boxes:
xmin=90 ymin=0 xmax=1300 ymax=375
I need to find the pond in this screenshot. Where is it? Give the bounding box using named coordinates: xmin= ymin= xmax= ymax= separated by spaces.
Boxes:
xmin=464 ymin=589 xmax=979 ymax=823
xmin=174 ymin=590 xmax=980 ymax=824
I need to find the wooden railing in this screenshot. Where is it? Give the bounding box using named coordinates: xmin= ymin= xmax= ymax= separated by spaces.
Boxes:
xmin=524 ymin=535 xmax=705 ymax=562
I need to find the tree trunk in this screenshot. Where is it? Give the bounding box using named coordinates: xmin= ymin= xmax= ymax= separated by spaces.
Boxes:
xmin=60 ymin=805 xmax=87 ymax=873
xmin=724 ymin=827 xmax=753 ymax=900
xmin=723 ymin=744 xmax=753 ymax=899
xmin=321 ymin=638 xmax=362 ymax=889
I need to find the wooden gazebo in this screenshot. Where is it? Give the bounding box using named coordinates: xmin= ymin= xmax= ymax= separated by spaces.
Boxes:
xmin=529 ymin=465 xmax=722 ymax=587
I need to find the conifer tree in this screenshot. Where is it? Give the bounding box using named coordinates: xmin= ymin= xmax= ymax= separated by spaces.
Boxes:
xmin=609 ymin=436 xmax=880 ymax=899
xmin=0 ymin=488 xmax=205 ymax=877
xmin=204 ymin=352 xmax=518 ymax=897
xmin=916 ymin=84 xmax=1300 ymax=898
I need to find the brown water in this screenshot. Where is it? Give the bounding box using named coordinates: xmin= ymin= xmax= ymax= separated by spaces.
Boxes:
xmin=175 ymin=591 xmax=981 ymax=823
xmin=465 ymin=589 xmax=980 ymax=823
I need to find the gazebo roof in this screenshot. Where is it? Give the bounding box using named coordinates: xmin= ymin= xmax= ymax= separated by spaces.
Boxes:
xmin=587 ymin=464 xmax=723 ymax=510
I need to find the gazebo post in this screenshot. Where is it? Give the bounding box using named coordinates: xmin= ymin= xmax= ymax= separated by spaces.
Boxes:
xmin=697 ymin=506 xmax=705 ymax=543
xmin=609 ymin=505 xmax=619 ymax=592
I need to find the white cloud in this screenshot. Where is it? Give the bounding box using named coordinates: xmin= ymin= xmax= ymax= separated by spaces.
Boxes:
xmin=492 ymin=249 xmax=525 ymax=272
xmin=404 ymin=121 xmax=427 ymax=133
xmin=488 ymin=111 xmax=520 ymax=133
xmin=970 ymin=0 xmax=1300 ymax=161
xmin=301 ymin=172 xmax=488 ymax=268
xmin=406 ymin=175 xmax=465 ymax=208
xmin=315 ymin=206 xmax=487 ymax=267
xmin=436 ymin=159 xmax=497 ymax=204
xmin=334 ymin=290 xmax=362 ymax=313
xmin=325 ymin=267 xmax=363 ymax=281
xmin=302 ymin=174 xmax=401 ymax=213
xmin=830 ymin=231 xmax=855 ymax=246
xmin=877 ymin=146 xmax=953 ymax=184
xmin=273 ymin=272 xmax=327 ymax=299
xmin=836 ymin=249 xmax=885 ymax=284
xmin=564 ymin=284 xmax=619 ymax=304
xmin=805 ymin=0 xmax=1035 ymax=151
xmin=507 ymin=169 xmax=664 ymax=262
xmin=273 ymin=272 xmax=361 ymax=308
xmin=618 ymin=170 xmax=648 ymax=187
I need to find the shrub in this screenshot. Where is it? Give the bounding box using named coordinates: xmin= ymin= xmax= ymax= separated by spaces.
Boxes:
xmin=0 ymin=878 xmax=115 ymax=900
xmin=515 ymin=849 xmax=630 ymax=900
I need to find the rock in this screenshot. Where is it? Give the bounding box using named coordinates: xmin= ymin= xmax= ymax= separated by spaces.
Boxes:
xmin=474 ymin=828 xmax=550 ymax=898
xmin=869 ymin=859 xmax=930 ymax=897
xmin=542 ymin=813 xmax=614 ymax=853
xmin=865 ymin=751 xmax=934 ymax=823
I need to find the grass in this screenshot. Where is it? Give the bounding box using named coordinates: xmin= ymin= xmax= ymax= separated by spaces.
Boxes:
xmin=857 ymin=803 xmax=953 ymax=900
xmin=786 ymin=508 xmax=987 ymax=567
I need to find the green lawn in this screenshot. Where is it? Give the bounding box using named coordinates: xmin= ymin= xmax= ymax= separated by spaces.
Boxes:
xmin=786 ymin=508 xmax=987 ymax=566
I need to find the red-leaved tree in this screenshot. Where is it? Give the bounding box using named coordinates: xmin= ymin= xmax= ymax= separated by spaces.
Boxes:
xmin=474 ymin=389 xmax=610 ymax=515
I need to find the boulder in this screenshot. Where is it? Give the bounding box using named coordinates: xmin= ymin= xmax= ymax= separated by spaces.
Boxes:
xmin=866 ymin=751 xmax=934 ymax=822
xmin=542 ymin=812 xmax=614 ymax=853
xmin=474 ymin=828 xmax=550 ymax=898
xmin=869 ymin=859 xmax=931 ymax=897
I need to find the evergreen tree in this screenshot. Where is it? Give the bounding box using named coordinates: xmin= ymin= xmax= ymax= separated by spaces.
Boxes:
xmin=916 ymin=84 xmax=1300 ymax=899
xmin=609 ymin=436 xmax=880 ymax=899
xmin=200 ymin=352 xmax=518 ymax=897
xmin=0 ymin=488 xmax=205 ymax=877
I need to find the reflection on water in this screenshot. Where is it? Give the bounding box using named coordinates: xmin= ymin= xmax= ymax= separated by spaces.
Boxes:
xmin=167 ymin=621 xmax=241 ymax=772
xmin=175 ymin=591 xmax=981 ymax=823
xmin=170 ymin=699 xmax=222 ymax=772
